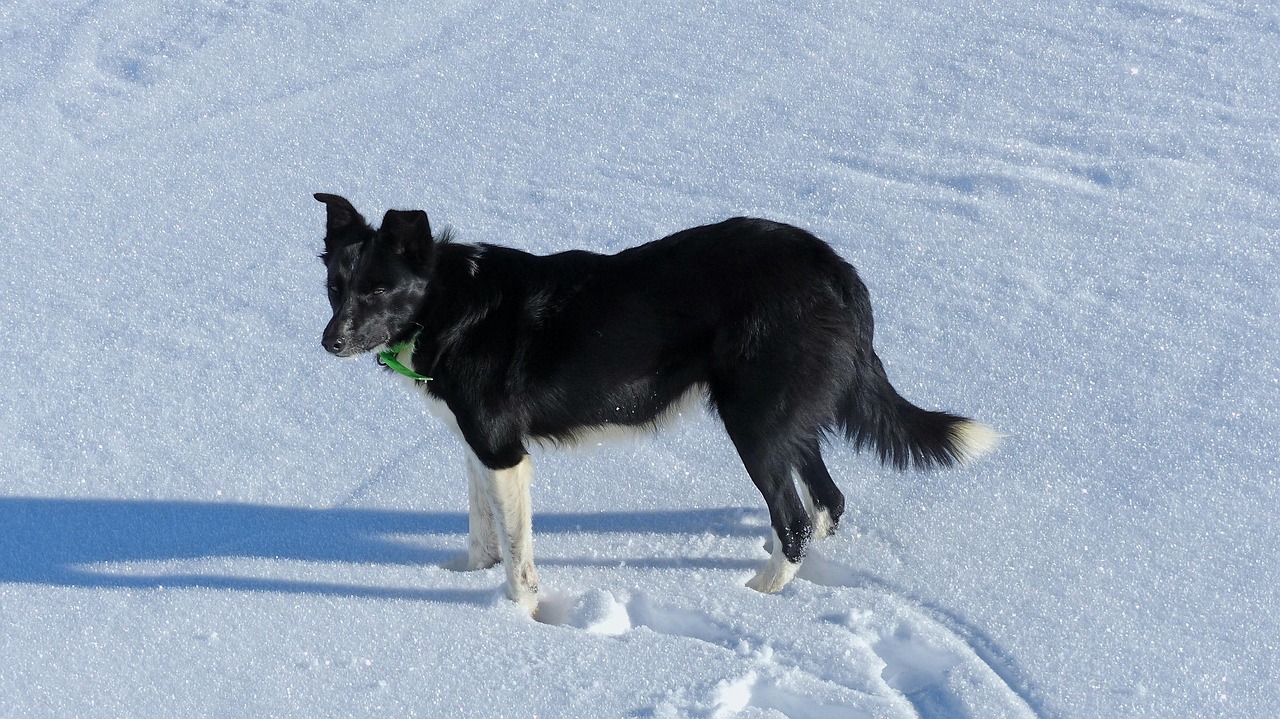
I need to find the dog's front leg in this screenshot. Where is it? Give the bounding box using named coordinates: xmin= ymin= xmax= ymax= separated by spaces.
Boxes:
xmin=462 ymin=451 xmax=502 ymax=570
xmin=440 ymin=450 xmax=502 ymax=572
xmin=482 ymin=454 xmax=539 ymax=614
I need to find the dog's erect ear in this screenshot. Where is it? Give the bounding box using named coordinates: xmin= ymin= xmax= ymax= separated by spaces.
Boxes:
xmin=379 ymin=209 xmax=433 ymax=264
xmin=315 ymin=191 xmax=366 ymax=235
xmin=315 ymin=193 xmax=371 ymax=260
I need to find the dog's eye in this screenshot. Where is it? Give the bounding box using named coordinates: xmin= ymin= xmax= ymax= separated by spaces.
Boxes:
xmin=372 ymin=287 xmax=386 ymax=295
xmin=328 ymin=283 xmax=340 ymax=294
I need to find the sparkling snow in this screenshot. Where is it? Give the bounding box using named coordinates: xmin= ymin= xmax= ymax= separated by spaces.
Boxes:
xmin=2 ymin=1 xmax=1277 ymax=716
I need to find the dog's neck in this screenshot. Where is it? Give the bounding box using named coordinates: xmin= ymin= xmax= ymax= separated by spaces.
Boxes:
xmin=398 ymin=241 xmax=493 ymax=381
xmin=378 ymin=335 xmax=430 ymax=380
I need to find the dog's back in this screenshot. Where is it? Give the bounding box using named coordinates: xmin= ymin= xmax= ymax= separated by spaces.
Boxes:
xmin=436 ymin=218 xmax=872 ymax=448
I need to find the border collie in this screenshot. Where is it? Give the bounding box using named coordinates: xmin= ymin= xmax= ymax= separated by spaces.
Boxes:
xmin=315 ymin=193 xmax=997 ymax=613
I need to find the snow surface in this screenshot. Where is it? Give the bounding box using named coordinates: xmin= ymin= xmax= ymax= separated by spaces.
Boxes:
xmin=2 ymin=0 xmax=1277 ymax=716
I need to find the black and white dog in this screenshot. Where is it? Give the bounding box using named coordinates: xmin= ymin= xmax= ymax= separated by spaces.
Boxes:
xmin=316 ymin=193 xmax=996 ymax=613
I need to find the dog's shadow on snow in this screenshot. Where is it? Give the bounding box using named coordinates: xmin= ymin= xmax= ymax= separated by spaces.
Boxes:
xmin=0 ymin=497 xmax=761 ymax=602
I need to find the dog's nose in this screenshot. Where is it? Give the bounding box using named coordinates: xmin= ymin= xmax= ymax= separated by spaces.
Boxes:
xmin=323 ymin=335 xmax=345 ymax=354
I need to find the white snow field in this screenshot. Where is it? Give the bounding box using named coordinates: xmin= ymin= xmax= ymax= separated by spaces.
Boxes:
xmin=2 ymin=0 xmax=1277 ymax=716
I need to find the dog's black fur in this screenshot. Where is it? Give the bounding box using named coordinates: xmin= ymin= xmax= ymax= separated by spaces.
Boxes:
xmin=317 ymin=193 xmax=990 ymax=588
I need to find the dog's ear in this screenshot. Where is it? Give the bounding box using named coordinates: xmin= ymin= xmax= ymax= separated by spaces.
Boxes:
xmin=379 ymin=209 xmax=434 ymax=265
xmin=314 ymin=193 xmax=368 ymax=256
xmin=314 ymin=193 xmax=364 ymax=232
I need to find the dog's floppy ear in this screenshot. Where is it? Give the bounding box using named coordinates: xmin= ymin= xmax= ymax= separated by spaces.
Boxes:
xmin=379 ymin=209 xmax=434 ymax=265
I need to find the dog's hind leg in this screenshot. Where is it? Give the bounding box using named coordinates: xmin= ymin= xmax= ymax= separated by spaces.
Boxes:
xmin=721 ymin=424 xmax=812 ymax=594
xmin=796 ymin=440 xmax=845 ymax=540
xmin=744 ymin=460 xmax=810 ymax=594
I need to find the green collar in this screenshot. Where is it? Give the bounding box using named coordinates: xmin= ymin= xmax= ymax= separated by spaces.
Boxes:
xmin=378 ymin=337 xmax=432 ymax=381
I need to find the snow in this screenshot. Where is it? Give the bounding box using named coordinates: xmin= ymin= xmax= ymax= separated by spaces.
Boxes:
xmin=2 ymin=0 xmax=1277 ymax=716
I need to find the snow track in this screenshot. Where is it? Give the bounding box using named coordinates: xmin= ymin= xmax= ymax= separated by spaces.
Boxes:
xmin=537 ymin=552 xmax=1041 ymax=718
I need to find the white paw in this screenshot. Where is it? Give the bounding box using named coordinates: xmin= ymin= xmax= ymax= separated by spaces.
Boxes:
xmin=749 ymin=529 xmax=802 ymax=593
xmin=746 ymin=560 xmax=799 ymax=594
xmin=506 ymin=582 xmax=540 ymax=616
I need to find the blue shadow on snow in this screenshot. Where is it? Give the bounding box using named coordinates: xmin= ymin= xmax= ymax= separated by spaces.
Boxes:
xmin=0 ymin=497 xmax=761 ymax=602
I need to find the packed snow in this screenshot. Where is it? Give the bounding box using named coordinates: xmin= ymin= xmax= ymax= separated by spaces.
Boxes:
xmin=2 ymin=0 xmax=1277 ymax=716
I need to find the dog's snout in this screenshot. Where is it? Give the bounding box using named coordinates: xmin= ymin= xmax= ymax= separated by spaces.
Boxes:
xmin=322 ymin=312 xmax=353 ymax=355
xmin=323 ymin=334 xmax=346 ymax=355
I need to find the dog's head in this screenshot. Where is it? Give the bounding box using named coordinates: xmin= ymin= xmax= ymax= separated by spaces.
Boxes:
xmin=315 ymin=193 xmax=436 ymax=357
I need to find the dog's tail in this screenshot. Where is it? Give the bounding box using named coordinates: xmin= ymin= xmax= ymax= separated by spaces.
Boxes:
xmin=836 ymin=354 xmax=1000 ymax=470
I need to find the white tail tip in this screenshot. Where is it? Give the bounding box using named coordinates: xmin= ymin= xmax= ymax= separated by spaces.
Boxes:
xmin=949 ymin=420 xmax=1003 ymax=464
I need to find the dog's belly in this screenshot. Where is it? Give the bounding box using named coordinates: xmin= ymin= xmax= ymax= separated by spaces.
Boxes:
xmin=394 ymin=340 xmax=708 ymax=449
xmin=411 ymin=376 xmax=707 ymax=450
xmin=532 ymin=381 xmax=708 ymax=448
